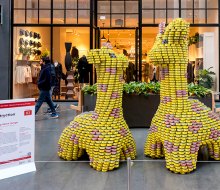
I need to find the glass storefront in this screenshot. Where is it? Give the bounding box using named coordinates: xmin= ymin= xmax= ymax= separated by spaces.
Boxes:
xmin=12 ymin=0 xmax=220 ymax=100
xmin=13 ymin=26 xmax=51 ymax=99
xmin=142 ymin=26 xmax=219 ymax=89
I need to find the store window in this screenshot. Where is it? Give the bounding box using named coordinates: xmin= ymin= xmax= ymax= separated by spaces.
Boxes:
xmin=167 ymin=0 xmax=179 ymax=9
xmin=97 ymin=0 xmax=138 ymax=27
xmin=181 ymin=0 xmax=193 ymax=8
xmin=142 ymin=26 xmax=219 ymax=91
xmin=188 ymin=27 xmax=219 ymax=90
xmin=112 ymin=1 xmax=124 ymax=13
xmin=142 ymin=10 xmax=154 ymax=24
xmin=142 ymin=0 xmax=219 ymax=24
xmin=52 ymin=27 xmax=90 ymax=100
xmin=207 ymin=0 xmax=218 ymax=8
xmin=78 ymin=10 xmax=90 ymax=24
xmin=13 ymin=27 xmax=51 ymax=99
xmin=13 ymin=0 xmax=90 ymax=24
xmin=142 ymin=27 xmax=159 ymax=82
xmin=181 ymin=10 xmax=193 ymax=23
xmin=98 ymin=1 xmax=110 ymax=13
xmin=142 ymin=0 xmax=153 ymax=9
xmin=99 ymin=29 xmax=136 ymax=82
xmin=66 ymin=0 xmax=77 ymax=9
xmin=155 ymin=0 xmax=166 ymax=9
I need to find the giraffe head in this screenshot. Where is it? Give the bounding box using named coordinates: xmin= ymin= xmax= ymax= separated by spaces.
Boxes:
xmin=87 ymin=47 xmax=128 ymax=69
xmin=148 ymin=18 xmax=190 ymax=66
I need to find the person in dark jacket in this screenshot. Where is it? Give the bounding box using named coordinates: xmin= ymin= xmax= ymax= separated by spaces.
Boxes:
xmin=77 ymin=55 xmax=91 ymax=83
xmin=35 ymin=57 xmax=59 ymax=118
xmin=44 ymin=60 xmax=60 ymax=113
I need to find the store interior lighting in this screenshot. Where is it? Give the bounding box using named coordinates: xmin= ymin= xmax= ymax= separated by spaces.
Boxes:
xmin=107 ymin=29 xmax=111 ymax=43
xmin=101 ymin=23 xmax=106 ymax=41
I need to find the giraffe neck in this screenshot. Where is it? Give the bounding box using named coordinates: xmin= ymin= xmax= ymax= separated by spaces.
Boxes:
xmin=160 ymin=63 xmax=188 ymax=104
xmin=94 ymin=66 xmax=124 ymax=115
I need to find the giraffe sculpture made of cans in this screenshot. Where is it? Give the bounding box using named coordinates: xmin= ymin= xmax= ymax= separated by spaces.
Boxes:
xmin=58 ymin=47 xmax=136 ymax=172
xmin=144 ymin=18 xmax=220 ymax=174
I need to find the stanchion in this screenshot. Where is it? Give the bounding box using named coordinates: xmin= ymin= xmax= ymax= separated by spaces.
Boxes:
xmin=127 ymin=157 xmax=131 ymax=190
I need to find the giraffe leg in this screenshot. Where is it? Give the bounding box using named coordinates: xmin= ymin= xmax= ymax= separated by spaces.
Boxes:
xmin=58 ymin=122 xmax=81 ymax=160
xmin=165 ymin=144 xmax=197 ymax=174
xmin=144 ymin=130 xmax=163 ymax=158
xmin=121 ymin=133 xmax=136 ymax=160
xmin=58 ymin=120 xmax=85 ymax=160
xmin=89 ymin=141 xmax=122 ymax=172
xmin=207 ymin=141 xmax=214 ymax=159
xmin=212 ymin=141 xmax=220 ymax=160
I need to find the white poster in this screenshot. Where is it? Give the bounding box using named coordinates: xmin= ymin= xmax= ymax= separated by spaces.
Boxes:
xmin=0 ymin=98 xmax=36 ymax=180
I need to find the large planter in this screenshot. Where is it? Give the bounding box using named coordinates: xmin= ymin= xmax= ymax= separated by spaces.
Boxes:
xmin=83 ymin=93 xmax=212 ymax=128
xmin=83 ymin=94 xmax=96 ymax=111
xmin=122 ymin=94 xmax=160 ymax=128
xmin=189 ymin=95 xmax=212 ymax=109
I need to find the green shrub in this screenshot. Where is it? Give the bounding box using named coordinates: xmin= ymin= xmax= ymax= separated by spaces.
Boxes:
xmin=188 ymin=83 xmax=212 ymax=98
xmin=82 ymin=82 xmax=211 ymax=98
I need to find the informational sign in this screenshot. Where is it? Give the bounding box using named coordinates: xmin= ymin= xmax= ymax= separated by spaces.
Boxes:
xmin=0 ymin=99 xmax=36 ymax=180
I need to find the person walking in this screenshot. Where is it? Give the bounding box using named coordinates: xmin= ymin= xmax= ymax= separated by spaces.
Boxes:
xmin=35 ymin=57 xmax=59 ymax=118
xmin=45 ymin=61 xmax=59 ymax=114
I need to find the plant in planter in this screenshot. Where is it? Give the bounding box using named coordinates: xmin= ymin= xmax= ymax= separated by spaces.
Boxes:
xmin=123 ymin=82 xmax=160 ymax=96
xmin=188 ymin=32 xmax=200 ymax=46
xmin=123 ymin=82 xmax=147 ymax=95
xmin=188 ymin=83 xmax=212 ymax=98
xmin=196 ymin=67 xmax=215 ymax=89
xmin=146 ymin=82 xmax=160 ymax=94
xmin=83 ymin=82 xmax=211 ymax=98
xmin=82 ymin=83 xmax=97 ymax=95
xmin=19 ymin=46 xmax=31 ymax=60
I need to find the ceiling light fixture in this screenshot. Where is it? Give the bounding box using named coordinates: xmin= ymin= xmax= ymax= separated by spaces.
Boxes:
xmin=101 ymin=23 xmax=106 ymax=41
xmin=107 ymin=29 xmax=111 ymax=43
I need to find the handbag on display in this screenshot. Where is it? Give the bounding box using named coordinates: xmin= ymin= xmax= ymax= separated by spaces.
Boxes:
xmin=19 ymin=38 xmax=25 ymax=46
xmin=36 ymin=50 xmax=41 ymax=56
xmin=29 ymin=40 xmax=34 ymax=46
xmin=25 ymin=40 xmax=29 ymax=46
xmin=33 ymin=41 xmax=37 ymax=48
xmin=31 ymin=49 xmax=36 ymax=55
xmin=19 ymin=29 xmax=25 ymax=36
xmin=37 ymin=42 xmax=42 ymax=48
xmin=37 ymin=33 xmax=41 ymax=39
xmin=25 ymin=30 xmax=30 ymax=37
xmin=34 ymin=32 xmax=38 ymax=39
xmin=30 ymin=31 xmax=34 ymax=38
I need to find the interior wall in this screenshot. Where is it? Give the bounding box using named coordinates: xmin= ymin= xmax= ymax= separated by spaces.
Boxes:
xmin=13 ymin=27 xmax=50 ymax=99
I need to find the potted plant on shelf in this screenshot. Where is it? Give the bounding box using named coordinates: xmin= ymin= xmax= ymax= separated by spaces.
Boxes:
xmin=196 ymin=67 xmax=216 ymax=89
xmin=188 ymin=32 xmax=200 ymax=47
xmin=41 ymin=49 xmax=50 ymax=59
xmin=19 ymin=46 xmax=31 ymax=60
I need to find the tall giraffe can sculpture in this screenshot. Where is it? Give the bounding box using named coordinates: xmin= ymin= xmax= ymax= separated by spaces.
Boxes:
xmin=58 ymin=47 xmax=136 ymax=172
xmin=144 ymin=18 xmax=220 ymax=174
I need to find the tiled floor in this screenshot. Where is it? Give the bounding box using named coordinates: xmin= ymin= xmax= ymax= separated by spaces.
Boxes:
xmin=0 ymin=103 xmax=220 ymax=190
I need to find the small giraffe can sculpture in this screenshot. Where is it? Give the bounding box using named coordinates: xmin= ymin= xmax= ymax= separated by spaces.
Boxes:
xmin=144 ymin=18 xmax=220 ymax=174
xmin=58 ymin=47 xmax=136 ymax=172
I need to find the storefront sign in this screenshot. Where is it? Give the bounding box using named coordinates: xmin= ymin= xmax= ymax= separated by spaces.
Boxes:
xmin=0 ymin=99 xmax=36 ymax=180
